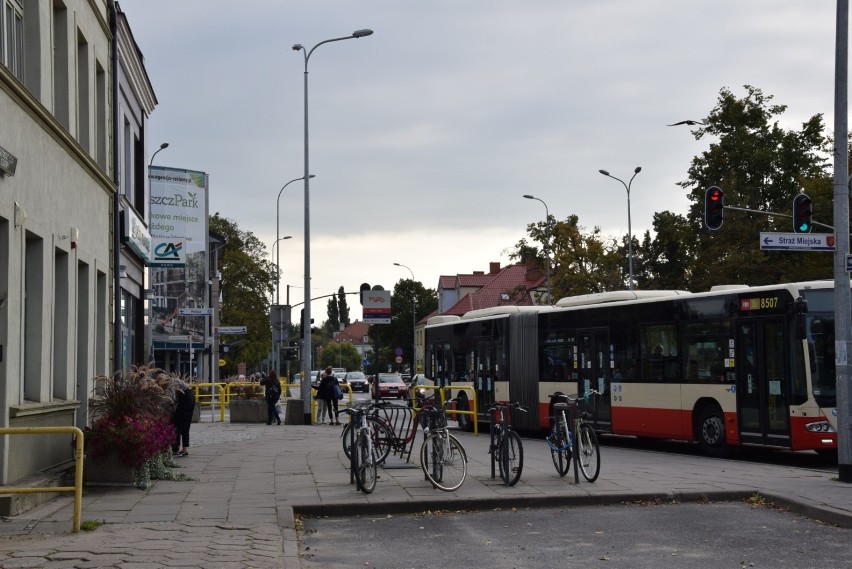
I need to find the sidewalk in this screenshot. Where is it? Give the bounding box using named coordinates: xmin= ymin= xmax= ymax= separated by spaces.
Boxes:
xmin=0 ymin=419 xmax=849 ymax=568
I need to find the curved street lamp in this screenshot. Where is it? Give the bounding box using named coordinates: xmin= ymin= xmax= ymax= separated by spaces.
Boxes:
xmin=598 ymin=167 xmax=642 ymax=291
xmin=147 ymin=143 xmax=169 ymax=363
xmin=393 ymin=262 xmax=416 ymax=374
xmin=276 ymin=175 xmax=312 ymax=306
xmin=293 ymin=29 xmax=373 ymax=375
xmin=522 ymin=194 xmax=552 ymax=304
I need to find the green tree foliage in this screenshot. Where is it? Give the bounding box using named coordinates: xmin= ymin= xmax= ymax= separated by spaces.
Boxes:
xmin=338 ymin=286 xmax=350 ymax=327
xmin=512 ymin=215 xmax=623 ymax=298
xmin=318 ymin=341 xmax=361 ymax=371
xmin=512 ymin=85 xmax=834 ymax=297
xmin=679 ymin=85 xmax=832 ymax=291
xmin=209 ymin=213 xmax=276 ymax=376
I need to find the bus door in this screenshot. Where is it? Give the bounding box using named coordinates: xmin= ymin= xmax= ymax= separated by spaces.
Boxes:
xmin=474 ymin=339 xmax=496 ymax=412
xmin=579 ymin=329 xmax=611 ymax=430
xmin=735 ymin=318 xmax=791 ymax=446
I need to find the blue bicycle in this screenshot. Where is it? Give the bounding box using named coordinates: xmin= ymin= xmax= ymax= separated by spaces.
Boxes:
xmin=546 ymin=390 xmax=601 ymax=482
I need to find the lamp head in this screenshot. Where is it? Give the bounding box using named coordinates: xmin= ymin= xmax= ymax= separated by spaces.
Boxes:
xmin=159 ymin=142 xmax=169 ymax=150
xmin=393 ymin=262 xmax=401 ymax=267
xmin=634 ymin=166 xmax=642 ymax=174
xmin=523 ymin=194 xmax=534 ymax=199
xmin=308 ymin=174 xmax=316 ymax=179
xmin=352 ymin=29 xmax=374 ymax=38
xmin=598 ymin=169 xmax=610 ymax=176
xmin=292 ymin=43 xmax=303 ymax=51
xmin=283 ymin=235 xmax=292 ymax=240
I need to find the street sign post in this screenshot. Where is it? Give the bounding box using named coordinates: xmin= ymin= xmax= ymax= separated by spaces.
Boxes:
xmin=759 ymin=232 xmax=835 ymax=251
xmin=362 ymin=290 xmax=391 ymax=324
xmin=179 ymin=307 xmax=214 ymax=316
xmin=217 ymin=326 xmax=247 ymax=335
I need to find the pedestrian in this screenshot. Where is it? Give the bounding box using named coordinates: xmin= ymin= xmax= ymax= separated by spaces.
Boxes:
xmin=260 ymin=370 xmax=282 ymax=425
xmin=171 ymin=379 xmax=195 ymax=457
xmin=317 ymin=367 xmax=339 ymax=425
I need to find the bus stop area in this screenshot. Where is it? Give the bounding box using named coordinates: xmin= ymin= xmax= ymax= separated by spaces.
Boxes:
xmin=0 ymin=419 xmax=849 ymax=569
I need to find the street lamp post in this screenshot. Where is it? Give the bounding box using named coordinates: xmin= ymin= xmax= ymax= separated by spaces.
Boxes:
xmin=522 ymin=194 xmax=552 ymax=304
xmin=147 ymin=142 xmax=169 ymax=364
xmin=598 ymin=167 xmax=642 ymax=291
xmin=293 ymin=28 xmax=373 ymax=376
xmin=393 ymin=262 xmax=416 ymax=374
xmin=276 ymin=176 xmax=311 ymax=306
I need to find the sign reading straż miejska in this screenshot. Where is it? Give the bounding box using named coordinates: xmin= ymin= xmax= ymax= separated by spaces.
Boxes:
xmin=759 ymin=232 xmax=835 ymax=251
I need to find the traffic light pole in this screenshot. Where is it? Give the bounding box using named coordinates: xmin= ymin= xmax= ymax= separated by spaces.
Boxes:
xmin=833 ymin=0 xmax=851 ymax=483
xmin=720 ymin=205 xmax=833 ymax=231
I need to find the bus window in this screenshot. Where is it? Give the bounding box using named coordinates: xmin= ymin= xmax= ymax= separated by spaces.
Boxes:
xmin=684 ymin=322 xmax=730 ymax=383
xmin=542 ymin=330 xmax=575 ymax=382
xmin=611 ymin=328 xmax=638 ymax=382
xmin=641 ymin=324 xmax=678 ymax=381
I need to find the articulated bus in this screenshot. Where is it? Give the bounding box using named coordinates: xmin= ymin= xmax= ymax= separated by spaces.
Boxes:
xmin=423 ymin=281 xmax=839 ymax=457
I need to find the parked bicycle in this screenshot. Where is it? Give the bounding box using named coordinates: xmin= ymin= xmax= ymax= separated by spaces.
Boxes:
xmin=341 ymin=404 xmax=377 ymax=494
xmin=419 ymin=401 xmax=468 ymax=492
xmin=486 ymin=402 xmax=527 ymax=486
xmin=546 ymin=390 xmax=601 ymax=482
xmin=341 ymin=397 xmax=438 ymax=464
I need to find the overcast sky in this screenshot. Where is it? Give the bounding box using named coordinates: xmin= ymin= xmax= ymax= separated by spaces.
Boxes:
xmin=120 ymin=0 xmax=839 ymax=323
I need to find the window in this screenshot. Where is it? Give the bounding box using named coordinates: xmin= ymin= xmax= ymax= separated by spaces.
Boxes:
xmin=1 ymin=0 xmax=24 ymax=81
xmin=640 ymin=323 xmax=678 ymax=382
xmin=684 ymin=322 xmax=730 ymax=383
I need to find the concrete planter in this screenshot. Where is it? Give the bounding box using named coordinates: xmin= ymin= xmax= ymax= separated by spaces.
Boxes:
xmin=83 ymin=453 xmax=137 ymax=487
xmin=228 ymin=399 xmax=267 ymax=423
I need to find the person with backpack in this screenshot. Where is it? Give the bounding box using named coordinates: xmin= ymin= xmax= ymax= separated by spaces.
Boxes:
xmin=172 ymin=379 xmax=195 ymax=456
xmin=261 ymin=370 xmax=282 ymax=425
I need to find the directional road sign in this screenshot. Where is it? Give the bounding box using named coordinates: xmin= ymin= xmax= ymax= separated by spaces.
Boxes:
xmin=217 ymin=326 xmax=247 ymax=335
xmin=759 ymin=232 xmax=835 ymax=251
xmin=179 ymin=307 xmax=214 ymax=316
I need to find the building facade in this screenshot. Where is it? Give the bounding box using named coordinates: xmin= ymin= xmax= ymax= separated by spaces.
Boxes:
xmin=0 ymin=1 xmax=156 ymax=508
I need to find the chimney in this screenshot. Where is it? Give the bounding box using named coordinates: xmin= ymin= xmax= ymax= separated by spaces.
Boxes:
xmin=490 ymin=262 xmax=501 ymax=274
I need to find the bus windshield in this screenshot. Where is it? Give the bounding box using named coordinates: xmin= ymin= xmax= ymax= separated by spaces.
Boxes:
xmin=802 ymin=289 xmax=837 ymax=408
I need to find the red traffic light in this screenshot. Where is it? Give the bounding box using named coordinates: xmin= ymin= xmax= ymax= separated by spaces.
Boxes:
xmin=704 ymin=186 xmax=724 ymax=230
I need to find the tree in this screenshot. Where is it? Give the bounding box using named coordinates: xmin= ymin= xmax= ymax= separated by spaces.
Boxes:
xmin=209 ymin=213 xmax=276 ymax=377
xmin=513 ymin=215 xmax=623 ymax=298
xmin=325 ymin=294 xmax=340 ymax=334
xmin=338 ymin=287 xmax=350 ymax=327
xmin=319 ymin=341 xmax=361 ymax=371
xmin=680 ymin=85 xmax=832 ymax=291
xmin=635 ymin=211 xmax=695 ymax=290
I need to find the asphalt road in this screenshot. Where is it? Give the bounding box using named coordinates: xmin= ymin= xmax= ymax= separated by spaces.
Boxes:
xmin=299 ymin=501 xmax=851 ymax=569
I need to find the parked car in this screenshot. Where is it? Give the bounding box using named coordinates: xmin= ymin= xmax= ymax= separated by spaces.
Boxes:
xmin=372 ymin=373 xmax=408 ymax=399
xmin=344 ymin=371 xmax=369 ymax=392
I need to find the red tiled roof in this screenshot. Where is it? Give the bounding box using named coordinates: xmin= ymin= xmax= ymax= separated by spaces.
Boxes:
xmin=334 ymin=321 xmax=371 ymax=343
xmin=443 ymin=263 xmax=546 ymax=316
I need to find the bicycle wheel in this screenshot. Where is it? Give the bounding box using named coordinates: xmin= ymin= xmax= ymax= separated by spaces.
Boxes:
xmin=355 ymin=432 xmax=377 ymax=494
xmin=420 ymin=432 xmax=467 ymax=492
xmin=548 ymin=420 xmax=571 ymax=477
xmin=577 ymin=422 xmax=600 ymax=482
xmin=343 ymin=418 xmax=393 ymax=464
xmin=500 ymin=430 xmax=523 ymax=486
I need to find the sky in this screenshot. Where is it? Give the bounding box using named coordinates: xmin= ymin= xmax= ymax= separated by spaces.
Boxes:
xmin=119 ymin=0 xmax=840 ymax=324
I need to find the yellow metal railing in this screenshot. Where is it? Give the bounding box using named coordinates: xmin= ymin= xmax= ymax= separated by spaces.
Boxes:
xmin=407 ymin=383 xmax=479 ymax=435
xmin=0 ymin=427 xmax=84 ymax=533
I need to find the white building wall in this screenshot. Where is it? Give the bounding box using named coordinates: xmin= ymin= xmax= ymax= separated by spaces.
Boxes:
xmin=0 ymin=0 xmax=113 ymax=493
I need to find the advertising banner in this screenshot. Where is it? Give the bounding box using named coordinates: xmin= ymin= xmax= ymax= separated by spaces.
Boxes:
xmin=149 ymin=166 xmax=208 ymax=267
xmin=149 ymin=166 xmax=210 ymax=363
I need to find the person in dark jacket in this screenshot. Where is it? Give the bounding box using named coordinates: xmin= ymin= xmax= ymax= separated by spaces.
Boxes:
xmin=172 ymin=380 xmax=195 ymax=456
xmin=260 ymin=370 xmax=282 ymax=425
xmin=316 ymin=367 xmax=340 ymax=425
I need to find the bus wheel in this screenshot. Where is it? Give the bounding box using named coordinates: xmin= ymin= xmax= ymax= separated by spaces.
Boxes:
xmin=456 ymin=395 xmax=473 ymax=432
xmin=697 ymin=405 xmax=731 ymax=457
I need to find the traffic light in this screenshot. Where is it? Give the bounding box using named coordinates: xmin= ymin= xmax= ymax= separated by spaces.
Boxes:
xmin=704 ymin=186 xmax=724 ymax=230
xmin=283 ymin=347 xmax=299 ymax=360
xmin=793 ymin=194 xmax=813 ymax=233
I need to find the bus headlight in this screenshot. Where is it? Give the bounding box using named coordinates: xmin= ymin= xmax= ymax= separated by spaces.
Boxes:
xmin=805 ymin=421 xmax=835 ymax=433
